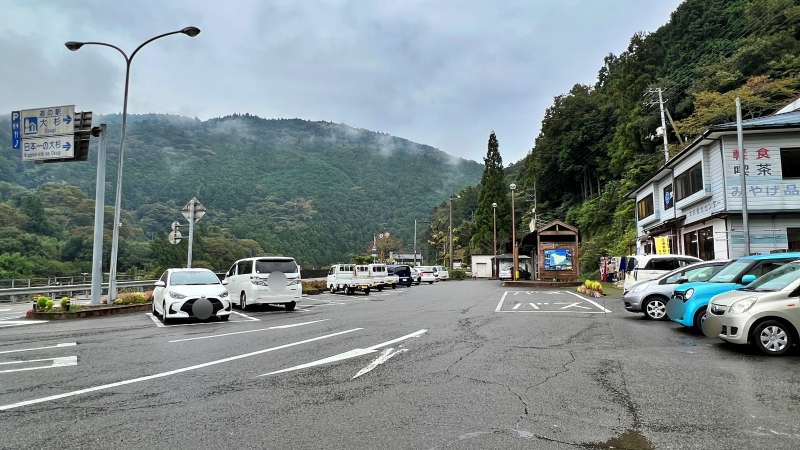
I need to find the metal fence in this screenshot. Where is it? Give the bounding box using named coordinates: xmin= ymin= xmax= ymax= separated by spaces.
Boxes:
xmin=0 ymin=280 xmax=155 ymax=303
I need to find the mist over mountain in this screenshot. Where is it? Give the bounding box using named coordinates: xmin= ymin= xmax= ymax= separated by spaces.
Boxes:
xmin=0 ymin=113 xmax=483 ymax=271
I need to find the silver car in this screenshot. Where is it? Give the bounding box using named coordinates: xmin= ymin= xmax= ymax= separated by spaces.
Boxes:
xmin=706 ymin=259 xmax=800 ymax=356
xmin=623 ymin=260 xmax=729 ymax=320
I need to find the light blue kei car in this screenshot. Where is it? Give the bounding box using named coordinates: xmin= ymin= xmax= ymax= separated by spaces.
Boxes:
xmin=667 ymin=252 xmax=800 ymax=330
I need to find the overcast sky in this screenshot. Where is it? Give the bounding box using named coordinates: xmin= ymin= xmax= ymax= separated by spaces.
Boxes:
xmin=1 ymin=0 xmax=684 ymax=164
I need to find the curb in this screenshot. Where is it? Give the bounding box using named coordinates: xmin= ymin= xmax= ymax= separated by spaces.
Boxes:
xmin=28 ymin=303 xmax=152 ymax=320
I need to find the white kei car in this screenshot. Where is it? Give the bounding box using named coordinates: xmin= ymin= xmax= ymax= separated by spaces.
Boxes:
xmin=153 ymin=268 xmax=232 ymax=323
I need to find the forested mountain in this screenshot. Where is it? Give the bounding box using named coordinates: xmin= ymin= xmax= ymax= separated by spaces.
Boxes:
xmin=421 ymin=0 xmax=800 ymax=275
xmin=0 ymin=114 xmax=483 ymax=277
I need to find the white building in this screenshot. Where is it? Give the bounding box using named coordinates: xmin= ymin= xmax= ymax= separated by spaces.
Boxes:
xmin=625 ymin=110 xmax=800 ymax=259
xmin=470 ymin=255 xmax=494 ymax=278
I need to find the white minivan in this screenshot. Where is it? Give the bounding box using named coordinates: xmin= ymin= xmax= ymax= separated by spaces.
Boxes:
xmin=224 ymin=257 xmax=301 ymax=311
xmin=623 ymin=254 xmax=702 ymax=291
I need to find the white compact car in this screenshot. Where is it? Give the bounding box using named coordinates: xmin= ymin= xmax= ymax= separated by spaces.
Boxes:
xmin=416 ymin=266 xmax=436 ymax=284
xmin=224 ymin=257 xmax=301 ymax=310
xmin=153 ymin=268 xmax=232 ymax=323
xmin=433 ymin=265 xmax=450 ymax=280
xmin=707 ymin=259 xmax=800 ymax=356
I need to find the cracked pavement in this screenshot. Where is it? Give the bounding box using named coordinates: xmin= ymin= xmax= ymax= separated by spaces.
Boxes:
xmin=2 ymin=280 xmax=800 ymax=449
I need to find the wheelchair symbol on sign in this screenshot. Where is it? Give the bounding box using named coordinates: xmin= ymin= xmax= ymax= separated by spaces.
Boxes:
xmin=23 ymin=117 xmax=38 ymax=135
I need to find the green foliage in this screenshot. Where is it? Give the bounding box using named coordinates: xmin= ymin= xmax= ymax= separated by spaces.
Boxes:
xmin=60 ymin=297 xmax=68 ymax=309
xmin=37 ymin=296 xmax=48 ymax=309
xmin=113 ymin=292 xmax=150 ymax=305
xmin=45 ymin=299 xmax=54 ymax=311
xmin=470 ymin=132 xmax=511 ymax=255
xmin=449 ymin=269 xmax=466 ymax=279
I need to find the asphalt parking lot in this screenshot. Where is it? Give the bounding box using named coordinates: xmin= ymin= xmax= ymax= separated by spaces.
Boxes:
xmin=2 ymin=280 xmax=799 ymax=449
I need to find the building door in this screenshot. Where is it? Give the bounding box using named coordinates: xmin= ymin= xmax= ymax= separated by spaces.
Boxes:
xmin=477 ymin=263 xmax=486 ymax=278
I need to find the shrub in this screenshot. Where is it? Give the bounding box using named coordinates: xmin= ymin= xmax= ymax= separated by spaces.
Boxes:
xmin=45 ymin=299 xmax=54 ymax=311
xmin=143 ymin=291 xmax=154 ymax=302
xmin=302 ymin=281 xmax=318 ymax=292
xmin=314 ymin=279 xmax=327 ymax=289
xmin=37 ymin=296 xmax=48 ymax=310
xmin=450 ymin=269 xmax=466 ymax=280
xmin=60 ymin=297 xmax=69 ymax=309
xmin=114 ymin=292 xmax=149 ymax=305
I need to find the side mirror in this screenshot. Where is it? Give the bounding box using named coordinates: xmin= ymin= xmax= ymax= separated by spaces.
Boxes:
xmin=675 ymin=276 xmax=689 ymax=284
xmin=155 ymin=280 xmax=166 ymax=288
xmin=741 ymin=274 xmax=757 ymax=284
xmin=221 ymin=279 xmax=228 ymax=285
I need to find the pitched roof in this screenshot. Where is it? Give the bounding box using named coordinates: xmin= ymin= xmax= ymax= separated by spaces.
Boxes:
xmin=709 ymin=109 xmax=800 ymax=131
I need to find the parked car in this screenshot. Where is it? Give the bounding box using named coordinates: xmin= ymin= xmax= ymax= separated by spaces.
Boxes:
xmin=409 ymin=267 xmax=421 ymax=285
xmin=433 ymin=265 xmax=450 ymax=280
xmin=706 ymin=259 xmax=800 ymax=355
xmin=668 ymin=252 xmax=800 ymax=330
xmin=416 ymin=266 xmax=436 ymax=284
xmin=623 ymin=259 xmax=729 ymax=320
xmin=623 ymin=254 xmax=702 ymax=291
xmin=498 ymin=261 xmax=513 ymax=280
xmin=388 ymin=265 xmax=413 ymax=287
xmin=368 ymin=263 xmax=393 ymax=291
xmin=327 ymin=264 xmax=373 ymax=295
xmin=224 ymin=256 xmax=301 ymax=311
xmin=153 ymin=268 xmax=232 ymax=323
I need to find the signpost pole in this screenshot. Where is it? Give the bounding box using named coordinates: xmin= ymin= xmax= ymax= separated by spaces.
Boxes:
xmin=187 ymin=199 xmax=195 ymax=268
xmin=90 ymin=124 xmax=107 ymax=305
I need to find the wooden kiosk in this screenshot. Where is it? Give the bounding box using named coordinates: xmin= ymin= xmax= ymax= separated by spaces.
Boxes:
xmin=536 ymin=220 xmax=580 ymax=281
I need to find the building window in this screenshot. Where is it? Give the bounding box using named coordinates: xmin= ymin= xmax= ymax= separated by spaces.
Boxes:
xmin=781 ymin=148 xmax=800 ymax=179
xmin=683 ymin=226 xmax=715 ymax=260
xmin=637 ymin=193 xmax=654 ymax=219
xmin=675 ymin=162 xmax=703 ymax=201
xmin=789 ymin=228 xmax=800 ymax=250
xmin=663 ymin=184 xmax=674 ymax=210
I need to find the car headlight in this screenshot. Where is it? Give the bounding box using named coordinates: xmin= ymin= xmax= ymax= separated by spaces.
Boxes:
xmin=219 ymin=290 xmax=229 ymax=298
xmin=729 ymin=297 xmax=758 ymax=314
xmin=684 ymin=288 xmax=694 ymax=300
xmin=631 ymin=282 xmax=650 ymax=293
xmin=169 ymin=290 xmax=187 ymax=299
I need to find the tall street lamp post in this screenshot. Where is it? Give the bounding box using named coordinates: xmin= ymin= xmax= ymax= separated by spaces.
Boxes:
xmin=66 ymin=27 xmax=201 ymax=303
xmin=449 ymin=195 xmax=460 ymax=270
xmin=510 ymin=183 xmax=517 ymax=281
xmin=492 ymin=202 xmax=497 ymax=278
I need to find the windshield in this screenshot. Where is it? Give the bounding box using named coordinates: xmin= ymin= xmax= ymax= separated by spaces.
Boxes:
xmin=663 ymin=264 xmax=725 ymax=284
xmin=708 ymin=260 xmax=751 ymax=283
xmin=170 ymin=270 xmax=220 ymax=286
xmin=744 ymin=261 xmax=800 ymax=291
xmin=255 ymin=259 xmax=298 ymax=274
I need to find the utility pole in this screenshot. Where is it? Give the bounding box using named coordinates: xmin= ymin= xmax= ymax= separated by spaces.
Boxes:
xmin=736 ymin=97 xmax=751 ymax=255
xmin=645 ymin=87 xmax=671 ymax=162
xmin=413 ymin=218 xmax=417 ymax=266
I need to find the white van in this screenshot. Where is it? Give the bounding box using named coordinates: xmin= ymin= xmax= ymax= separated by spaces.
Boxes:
xmin=224 ymin=257 xmax=301 ymax=311
xmin=623 ymin=254 xmax=702 ymax=291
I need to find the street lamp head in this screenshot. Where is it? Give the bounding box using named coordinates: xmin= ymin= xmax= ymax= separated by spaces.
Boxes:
xmin=65 ymin=41 xmax=85 ymax=51
xmin=510 ymin=183 xmax=517 ymax=191
xmin=492 ymin=202 xmax=497 ymax=208
xmin=180 ymin=26 xmax=201 ymax=37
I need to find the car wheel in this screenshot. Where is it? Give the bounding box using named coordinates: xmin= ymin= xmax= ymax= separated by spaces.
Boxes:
xmin=392 ymin=284 xmax=397 ymax=289
xmin=643 ymin=298 xmax=668 ymax=321
xmin=219 ymin=315 xmax=229 ymax=321
xmin=240 ymin=292 xmax=247 ymax=311
xmin=364 ymin=288 xmax=370 ymax=295
xmin=152 ymin=301 xmax=159 ymax=317
xmin=161 ymin=301 xmax=170 ymax=324
xmin=346 ymin=288 xmax=353 ymax=295
xmin=692 ymin=307 xmax=707 ymax=330
xmin=330 ymin=284 xmax=336 ymax=294
xmin=428 ymin=281 xmax=433 ymax=285
xmin=753 ymin=320 xmax=793 ymax=356
xmin=377 ymin=286 xmax=383 ymax=292
xmin=286 ymin=301 xmax=296 ymax=311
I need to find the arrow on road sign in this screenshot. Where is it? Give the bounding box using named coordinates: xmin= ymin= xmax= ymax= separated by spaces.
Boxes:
xmin=63 ymin=142 xmax=71 ymax=151
xmin=64 ymin=115 xmax=72 ymax=124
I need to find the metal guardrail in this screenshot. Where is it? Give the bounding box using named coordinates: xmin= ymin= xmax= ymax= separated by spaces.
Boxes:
xmin=0 ymin=280 xmax=157 ymax=303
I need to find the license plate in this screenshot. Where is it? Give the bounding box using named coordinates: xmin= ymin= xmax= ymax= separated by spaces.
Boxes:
xmin=401 ymin=278 xmax=407 ymax=281
xmin=361 ymin=285 xmax=368 ymax=289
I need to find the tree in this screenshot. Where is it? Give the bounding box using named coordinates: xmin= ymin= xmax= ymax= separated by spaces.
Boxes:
xmin=470 ymin=132 xmax=511 ymax=255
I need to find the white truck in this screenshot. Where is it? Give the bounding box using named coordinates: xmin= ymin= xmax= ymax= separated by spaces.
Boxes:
xmin=326 ymin=264 xmax=373 ymax=295
xmin=368 ymin=263 xmax=398 ymax=291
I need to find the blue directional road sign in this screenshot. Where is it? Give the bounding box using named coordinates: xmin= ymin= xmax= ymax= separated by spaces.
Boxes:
xmin=11 ymin=111 xmax=21 ymax=149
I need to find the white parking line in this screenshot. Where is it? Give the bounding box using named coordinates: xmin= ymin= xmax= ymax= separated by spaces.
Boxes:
xmin=566 ymin=292 xmax=612 ymax=313
xmin=0 ymin=356 xmax=78 ymax=374
xmin=145 ymin=311 xmax=258 ymax=328
xmin=495 ymin=292 xmax=508 ymax=312
xmin=0 ymin=328 xmax=362 ymax=411
xmin=529 ymin=303 xmax=540 ymax=310
xmin=260 ymin=329 xmax=427 ymax=377
xmin=230 ymin=310 xmax=260 ymax=321
xmin=0 ymin=342 xmax=76 ymax=355
xmin=352 ymin=347 xmax=407 ymax=379
xmin=0 ymin=320 xmax=48 ymax=329
xmin=168 ymin=319 xmax=329 ymax=343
